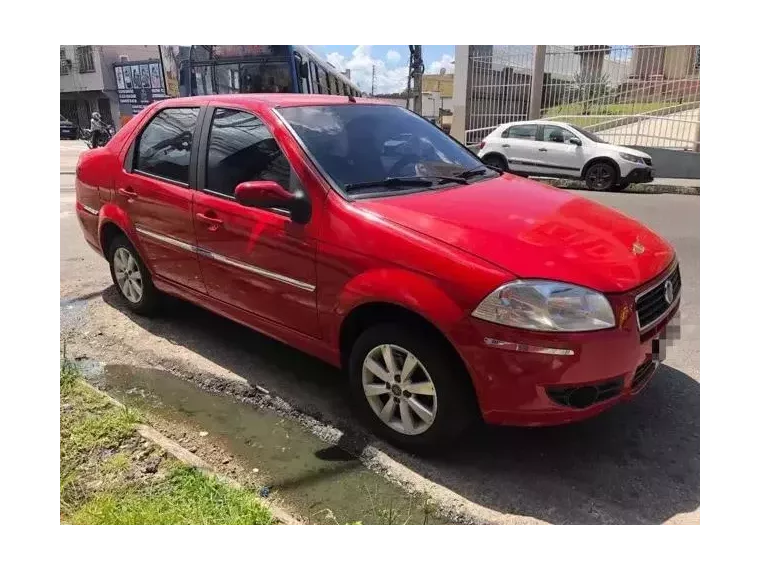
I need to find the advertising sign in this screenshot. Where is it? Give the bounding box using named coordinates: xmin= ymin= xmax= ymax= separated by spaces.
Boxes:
xmin=114 ymin=60 xmax=170 ymax=116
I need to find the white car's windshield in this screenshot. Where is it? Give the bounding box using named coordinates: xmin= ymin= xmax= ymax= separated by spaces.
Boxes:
xmin=279 ymin=104 xmax=489 ymax=194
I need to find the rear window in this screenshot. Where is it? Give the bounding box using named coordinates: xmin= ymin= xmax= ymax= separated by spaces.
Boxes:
xmin=134 ymin=108 xmax=199 ymax=185
xmin=504 ymin=125 xmax=537 ymax=140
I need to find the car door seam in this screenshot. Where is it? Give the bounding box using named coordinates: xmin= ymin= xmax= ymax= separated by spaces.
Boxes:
xmin=135 ymin=226 xmax=316 ymax=292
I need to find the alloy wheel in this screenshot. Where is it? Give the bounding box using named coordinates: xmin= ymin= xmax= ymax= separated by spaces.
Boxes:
xmin=113 ymin=247 xmax=143 ymax=303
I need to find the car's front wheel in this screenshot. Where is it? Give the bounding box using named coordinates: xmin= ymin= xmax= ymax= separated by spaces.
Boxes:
xmin=348 ymin=323 xmax=476 ymax=452
xmin=585 ymin=161 xmax=617 ymax=191
xmin=108 ymin=235 xmax=160 ymax=316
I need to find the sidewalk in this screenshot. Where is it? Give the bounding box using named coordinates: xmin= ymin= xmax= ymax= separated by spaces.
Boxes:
xmin=535 ymin=176 xmax=699 ymax=195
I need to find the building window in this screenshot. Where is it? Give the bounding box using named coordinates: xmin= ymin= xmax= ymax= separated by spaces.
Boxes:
xmin=60 ymin=47 xmax=69 ymax=75
xmin=76 ymin=46 xmax=95 ymax=73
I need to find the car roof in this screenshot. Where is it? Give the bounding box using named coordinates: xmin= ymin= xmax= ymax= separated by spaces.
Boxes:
xmin=157 ymin=93 xmax=392 ymax=109
xmin=500 ymin=119 xmax=574 ymax=129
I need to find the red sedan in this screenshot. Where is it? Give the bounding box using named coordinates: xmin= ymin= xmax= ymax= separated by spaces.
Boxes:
xmin=75 ymin=94 xmax=680 ymax=450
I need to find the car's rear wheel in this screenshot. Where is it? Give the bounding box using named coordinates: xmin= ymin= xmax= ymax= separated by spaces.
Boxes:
xmin=482 ymin=153 xmax=508 ymax=172
xmin=108 ymin=235 xmax=160 ymax=316
xmin=348 ymin=323 xmax=476 ymax=452
xmin=585 ymin=161 xmax=617 ymax=191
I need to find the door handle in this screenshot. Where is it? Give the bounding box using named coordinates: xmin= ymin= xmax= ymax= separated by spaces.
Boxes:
xmin=538 ymin=148 xmax=548 ymax=152
xmin=501 ymin=143 xmax=510 ymax=148
xmin=118 ymin=187 xmax=138 ymax=199
xmin=196 ymin=212 xmax=224 ymax=229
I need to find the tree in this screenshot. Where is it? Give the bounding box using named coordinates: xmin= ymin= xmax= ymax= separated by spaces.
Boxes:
xmin=572 ymin=71 xmax=611 ymax=115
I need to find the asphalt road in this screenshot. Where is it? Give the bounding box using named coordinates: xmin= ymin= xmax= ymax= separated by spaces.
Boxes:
xmin=60 ymin=141 xmax=699 ymax=524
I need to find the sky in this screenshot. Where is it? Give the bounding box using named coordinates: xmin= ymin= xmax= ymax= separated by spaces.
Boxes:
xmin=308 ymin=45 xmax=455 ymax=94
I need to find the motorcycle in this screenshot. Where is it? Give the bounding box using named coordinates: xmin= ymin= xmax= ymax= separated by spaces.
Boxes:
xmin=81 ymin=124 xmax=115 ymax=149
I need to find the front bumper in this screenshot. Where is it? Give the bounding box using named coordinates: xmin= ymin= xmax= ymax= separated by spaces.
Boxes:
xmin=451 ymin=265 xmax=680 ymax=426
xmin=620 ymin=166 xmax=654 ymax=184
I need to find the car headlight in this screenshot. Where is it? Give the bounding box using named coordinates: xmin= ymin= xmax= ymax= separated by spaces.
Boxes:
xmin=619 ymin=152 xmax=645 ymax=164
xmin=471 ymin=281 xmax=615 ymax=332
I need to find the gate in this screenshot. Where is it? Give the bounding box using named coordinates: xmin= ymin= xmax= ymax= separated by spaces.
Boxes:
xmin=464 ymin=45 xmax=700 ymax=150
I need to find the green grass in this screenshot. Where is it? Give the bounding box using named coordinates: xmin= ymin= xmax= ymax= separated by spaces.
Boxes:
xmin=544 ymin=101 xmax=665 ymax=118
xmin=60 ymin=361 xmax=274 ymax=525
xmin=71 ymin=465 xmax=273 ymax=525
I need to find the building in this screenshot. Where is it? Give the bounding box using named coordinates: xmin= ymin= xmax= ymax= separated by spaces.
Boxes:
xmin=422 ymin=71 xmax=453 ymax=98
xmin=60 ymin=45 xmax=160 ymax=129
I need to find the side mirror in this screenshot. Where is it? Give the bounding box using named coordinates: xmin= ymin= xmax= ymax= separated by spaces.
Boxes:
xmin=569 ymin=137 xmax=582 ymax=146
xmin=234 ymin=181 xmax=312 ymax=224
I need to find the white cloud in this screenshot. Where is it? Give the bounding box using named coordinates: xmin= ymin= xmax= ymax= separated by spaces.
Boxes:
xmin=325 ymin=45 xmax=409 ymax=94
xmin=428 ymin=53 xmax=455 ymax=74
xmin=386 ymin=50 xmax=401 ymax=64
xmin=323 ymin=47 xmax=456 ymax=94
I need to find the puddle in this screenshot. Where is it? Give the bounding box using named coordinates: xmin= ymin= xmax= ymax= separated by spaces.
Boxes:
xmin=87 ymin=363 xmax=448 ymax=525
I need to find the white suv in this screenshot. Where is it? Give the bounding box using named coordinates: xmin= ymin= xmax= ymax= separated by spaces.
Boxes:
xmin=477 ymin=120 xmax=654 ymax=191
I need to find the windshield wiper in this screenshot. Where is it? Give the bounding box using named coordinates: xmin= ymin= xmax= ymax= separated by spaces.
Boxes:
xmin=457 ymin=165 xmax=501 ymax=178
xmin=344 ymin=175 xmax=467 ymax=193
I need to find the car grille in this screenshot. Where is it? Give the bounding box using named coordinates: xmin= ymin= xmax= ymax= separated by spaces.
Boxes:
xmin=643 ymin=157 xmax=653 ymax=166
xmin=636 ymin=265 xmax=681 ymax=332
xmin=631 ymin=358 xmax=657 ymax=391
xmin=546 ymin=377 xmax=624 ymax=409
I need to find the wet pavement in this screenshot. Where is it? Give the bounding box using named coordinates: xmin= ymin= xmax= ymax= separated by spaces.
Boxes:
xmin=86 ymin=363 xmax=447 ymax=525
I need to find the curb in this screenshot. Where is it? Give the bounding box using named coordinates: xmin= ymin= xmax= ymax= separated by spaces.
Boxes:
xmin=534 ymin=178 xmax=699 ymax=196
xmin=80 ymin=380 xmax=301 ymax=525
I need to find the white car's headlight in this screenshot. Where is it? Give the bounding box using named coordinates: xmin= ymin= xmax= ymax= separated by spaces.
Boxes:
xmin=472 ymin=281 xmax=615 ymax=332
xmin=619 ymin=152 xmax=645 ymax=164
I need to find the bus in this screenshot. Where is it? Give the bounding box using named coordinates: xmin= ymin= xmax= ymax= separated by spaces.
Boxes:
xmin=177 ymin=45 xmax=363 ymax=98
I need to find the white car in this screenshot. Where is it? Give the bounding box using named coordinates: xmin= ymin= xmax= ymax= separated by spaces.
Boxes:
xmin=477 ymin=120 xmax=654 ymax=191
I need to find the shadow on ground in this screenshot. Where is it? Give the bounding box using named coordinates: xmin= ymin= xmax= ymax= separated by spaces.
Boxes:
xmin=102 ymin=288 xmax=699 ymax=524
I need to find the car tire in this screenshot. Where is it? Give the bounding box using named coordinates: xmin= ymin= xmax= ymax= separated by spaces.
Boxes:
xmin=107 ymin=234 xmax=160 ymax=316
xmin=348 ymin=323 xmax=477 ymax=453
xmin=584 ymin=161 xmax=617 ymax=191
xmin=482 ymin=153 xmax=508 ymax=172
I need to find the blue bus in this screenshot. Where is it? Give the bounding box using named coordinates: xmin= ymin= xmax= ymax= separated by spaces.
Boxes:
xmin=178 ymin=45 xmax=362 ymax=98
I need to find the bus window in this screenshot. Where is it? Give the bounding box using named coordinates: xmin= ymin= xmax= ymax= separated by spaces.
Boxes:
xmin=240 ymin=61 xmax=293 ymax=93
xmin=294 ymin=52 xmax=309 ymax=94
xmin=317 ymin=66 xmax=328 ymax=94
xmin=328 ymin=73 xmax=337 ymax=95
xmin=308 ymin=61 xmax=318 ymax=94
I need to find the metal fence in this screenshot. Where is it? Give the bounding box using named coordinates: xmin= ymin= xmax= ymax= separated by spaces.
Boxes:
xmin=465 ymin=45 xmax=700 ymax=150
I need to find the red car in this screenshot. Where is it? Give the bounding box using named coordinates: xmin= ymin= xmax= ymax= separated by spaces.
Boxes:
xmin=75 ymin=94 xmax=680 ymax=450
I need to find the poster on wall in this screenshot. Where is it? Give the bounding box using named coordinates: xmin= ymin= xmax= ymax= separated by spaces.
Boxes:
xmin=115 ymin=66 xmax=125 ymax=90
xmin=158 ymin=45 xmax=181 ymax=98
xmin=123 ymin=67 xmax=132 ymax=89
xmin=131 ymin=66 xmax=141 ymax=89
xmin=140 ymin=64 xmax=151 ymax=88
xmin=149 ymin=63 xmax=162 ymax=89
xmin=114 ymin=60 xmax=171 ymax=117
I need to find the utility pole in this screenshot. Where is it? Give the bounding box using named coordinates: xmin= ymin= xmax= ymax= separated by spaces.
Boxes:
xmin=408 ymin=45 xmax=424 ymax=115
xmin=371 ymin=65 xmax=376 ymax=97
xmin=529 ymin=45 xmax=546 ymax=120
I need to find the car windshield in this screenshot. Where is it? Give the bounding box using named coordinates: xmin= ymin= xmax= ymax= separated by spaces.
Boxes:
xmin=278 ymin=104 xmax=488 ymax=194
xmin=571 ymin=125 xmax=606 ymax=144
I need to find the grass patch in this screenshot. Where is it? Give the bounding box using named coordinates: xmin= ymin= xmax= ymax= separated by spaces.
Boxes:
xmin=60 ymin=361 xmax=273 ymax=525
xmin=544 ymin=101 xmax=665 ymax=118
xmin=71 ymin=465 xmax=272 ymax=525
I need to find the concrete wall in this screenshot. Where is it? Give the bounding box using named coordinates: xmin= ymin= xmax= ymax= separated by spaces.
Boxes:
xmin=631 ymin=146 xmax=700 ymax=179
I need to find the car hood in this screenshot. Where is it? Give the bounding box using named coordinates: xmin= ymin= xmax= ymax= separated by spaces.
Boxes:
xmin=357 ymin=174 xmax=674 ymax=293
xmin=595 ymin=142 xmax=651 ymax=159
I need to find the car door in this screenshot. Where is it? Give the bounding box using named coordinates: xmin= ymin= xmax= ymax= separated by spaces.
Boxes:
xmin=192 ymin=106 xmax=320 ymax=338
xmin=500 ymin=123 xmax=542 ymax=173
xmin=117 ymin=105 xmax=207 ymax=293
xmin=535 ymin=125 xmax=585 ymax=177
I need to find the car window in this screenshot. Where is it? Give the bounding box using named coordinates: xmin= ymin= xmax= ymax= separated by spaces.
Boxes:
xmin=541 ymin=126 xmax=576 ymax=144
xmin=205 ymin=108 xmax=293 ymax=197
xmin=278 ymin=104 xmax=483 ymax=192
xmin=503 ymin=124 xmax=537 ymax=140
xmin=135 ymin=107 xmax=199 ymax=184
